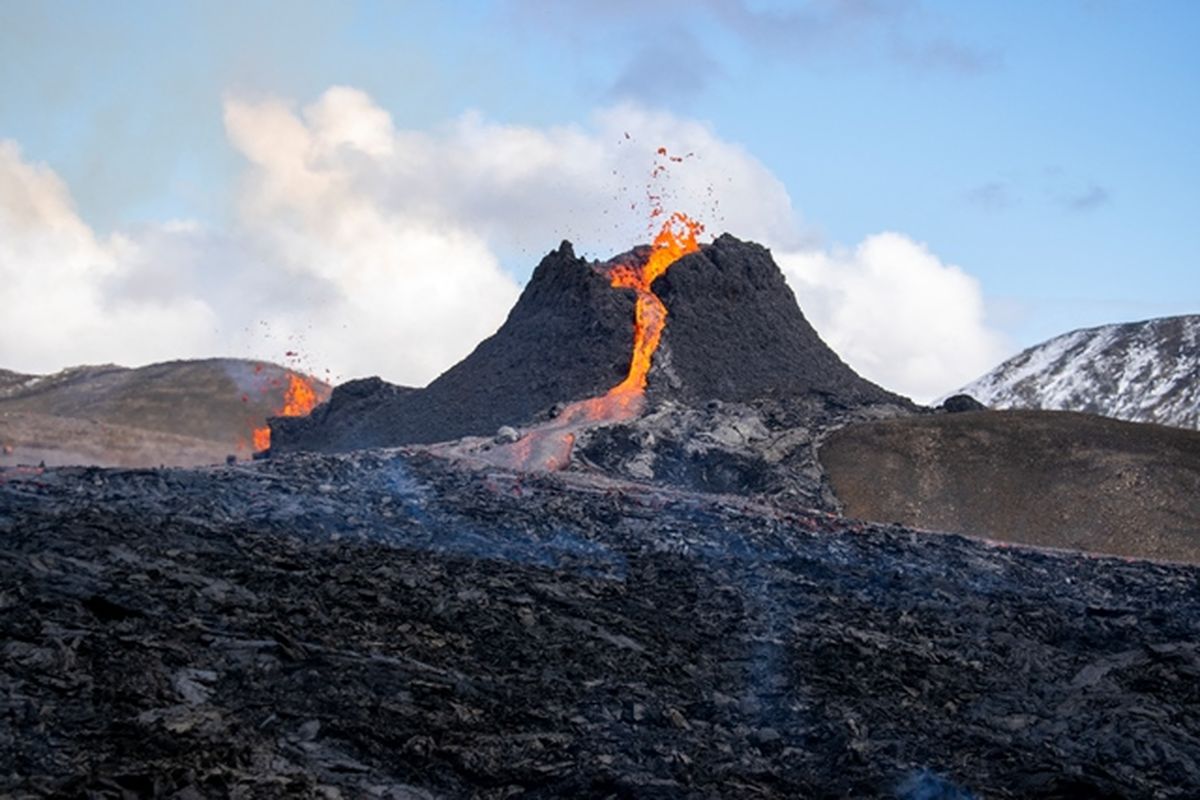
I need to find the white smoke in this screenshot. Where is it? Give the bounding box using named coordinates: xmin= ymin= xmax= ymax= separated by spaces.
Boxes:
xmin=777 ymin=233 xmax=1009 ymax=402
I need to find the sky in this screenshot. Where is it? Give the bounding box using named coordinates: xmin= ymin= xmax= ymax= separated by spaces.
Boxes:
xmin=1 ymin=0 xmax=1196 ymax=402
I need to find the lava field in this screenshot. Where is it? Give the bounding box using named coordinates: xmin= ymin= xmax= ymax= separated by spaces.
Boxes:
xmin=3 ymin=451 xmax=1199 ymax=799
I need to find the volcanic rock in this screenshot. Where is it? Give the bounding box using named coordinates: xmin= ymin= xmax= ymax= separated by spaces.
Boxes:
xmin=271 ymin=235 xmax=908 ymax=454
xmin=939 ymin=393 xmax=987 ymax=413
xmin=573 ymin=394 xmax=907 ymax=511
xmin=650 ymin=235 xmax=901 ymax=406
xmin=272 ymin=242 xmax=635 ymax=452
xmin=3 ymin=452 xmax=1200 ymax=798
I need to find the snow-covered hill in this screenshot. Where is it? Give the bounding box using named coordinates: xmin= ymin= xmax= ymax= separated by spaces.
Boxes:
xmin=954 ymin=314 xmax=1199 ymax=429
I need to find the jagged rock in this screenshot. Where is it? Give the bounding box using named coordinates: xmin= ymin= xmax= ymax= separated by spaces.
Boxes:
xmin=3 ymin=453 xmax=1200 ymax=798
xmin=574 ymin=395 xmax=910 ymax=510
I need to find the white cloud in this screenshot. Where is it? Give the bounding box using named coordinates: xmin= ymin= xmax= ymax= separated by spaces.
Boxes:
xmin=1 ymin=86 xmax=1008 ymax=402
xmin=777 ymin=233 xmax=1010 ymax=402
xmin=223 ymin=87 xmax=802 ymax=261
xmin=0 ymin=140 xmax=217 ymax=374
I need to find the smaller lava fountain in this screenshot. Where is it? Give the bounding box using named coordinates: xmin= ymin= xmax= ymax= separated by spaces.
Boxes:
xmin=253 ymin=373 xmax=321 ymax=451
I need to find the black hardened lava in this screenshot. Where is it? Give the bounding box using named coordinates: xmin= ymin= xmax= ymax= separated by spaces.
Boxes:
xmin=3 ymin=453 xmax=1198 ymax=798
xmin=650 ymin=234 xmax=906 ymax=406
xmin=270 ymin=241 xmax=635 ymax=452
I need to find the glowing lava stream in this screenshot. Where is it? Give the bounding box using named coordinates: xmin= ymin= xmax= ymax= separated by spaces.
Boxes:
xmin=480 ymin=212 xmax=704 ymax=471
xmin=587 ymin=211 xmax=704 ymax=417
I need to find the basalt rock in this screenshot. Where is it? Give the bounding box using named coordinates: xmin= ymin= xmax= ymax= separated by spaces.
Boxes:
xmin=271 ymin=235 xmax=910 ymax=454
xmin=3 ymin=453 xmax=1200 ymax=798
xmin=939 ymin=393 xmax=987 ymax=413
xmin=270 ymin=244 xmax=628 ymax=450
xmin=650 ymin=235 xmax=904 ymax=406
xmin=272 ymin=241 xmax=634 ymax=452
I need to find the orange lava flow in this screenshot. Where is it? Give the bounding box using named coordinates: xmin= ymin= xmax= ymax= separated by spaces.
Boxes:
xmin=252 ymin=373 xmax=320 ymax=451
xmin=588 ymin=211 xmax=704 ymax=417
xmin=467 ymin=211 xmax=703 ymax=473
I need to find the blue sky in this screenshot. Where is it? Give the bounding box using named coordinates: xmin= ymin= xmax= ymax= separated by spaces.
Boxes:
xmin=0 ymin=1 xmax=1196 ymax=398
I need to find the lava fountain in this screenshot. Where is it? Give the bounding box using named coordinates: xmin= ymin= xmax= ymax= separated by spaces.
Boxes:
xmin=476 ymin=210 xmax=704 ymax=471
xmin=581 ymin=210 xmax=704 ymax=420
xmin=253 ymin=372 xmax=321 ymax=451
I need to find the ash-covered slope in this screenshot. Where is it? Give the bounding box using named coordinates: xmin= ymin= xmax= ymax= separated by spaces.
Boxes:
xmin=272 ymin=235 xmax=906 ymax=453
xmin=0 ymin=358 xmax=330 ymax=444
xmin=3 ymin=453 xmax=1200 ymax=798
xmin=822 ymin=409 xmax=1200 ymax=563
xmin=955 ymin=314 xmax=1200 ymax=429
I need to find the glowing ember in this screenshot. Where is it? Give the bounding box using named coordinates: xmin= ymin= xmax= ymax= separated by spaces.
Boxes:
xmin=252 ymin=373 xmax=320 ymax=451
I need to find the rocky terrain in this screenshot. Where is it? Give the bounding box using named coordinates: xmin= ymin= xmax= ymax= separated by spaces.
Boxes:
xmin=4 ymin=234 xmax=1199 ymax=798
xmin=954 ymin=314 xmax=1199 ymax=430
xmin=821 ymin=409 xmax=1200 ymax=563
xmin=4 ymin=450 xmax=1200 ymax=799
xmin=0 ymin=359 xmax=330 ymax=467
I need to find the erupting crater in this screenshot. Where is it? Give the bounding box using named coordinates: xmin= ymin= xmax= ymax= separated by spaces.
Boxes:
xmin=477 ymin=211 xmax=705 ymax=471
xmin=252 ymin=372 xmax=321 ymax=452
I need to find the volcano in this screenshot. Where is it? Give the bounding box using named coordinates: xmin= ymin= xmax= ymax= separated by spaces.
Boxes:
xmin=7 ymin=231 xmax=1200 ymax=798
xmin=271 ymin=234 xmax=908 ymax=455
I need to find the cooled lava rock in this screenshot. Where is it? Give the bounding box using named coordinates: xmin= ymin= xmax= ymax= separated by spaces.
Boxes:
xmin=939 ymin=393 xmax=987 ymax=413
xmin=270 ymin=235 xmax=909 ymax=454
xmin=3 ymin=454 xmax=1199 ymax=798
xmin=649 ymin=235 xmax=902 ymax=406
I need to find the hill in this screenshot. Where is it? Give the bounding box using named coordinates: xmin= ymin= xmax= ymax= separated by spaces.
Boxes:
xmin=954 ymin=314 xmax=1199 ymax=429
xmin=820 ymin=409 xmax=1200 ymax=563
xmin=0 ymin=359 xmax=330 ymax=467
xmin=270 ymin=235 xmax=908 ymax=454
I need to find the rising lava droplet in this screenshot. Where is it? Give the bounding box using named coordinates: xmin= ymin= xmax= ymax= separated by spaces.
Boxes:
xmin=252 ymin=373 xmax=320 ymax=451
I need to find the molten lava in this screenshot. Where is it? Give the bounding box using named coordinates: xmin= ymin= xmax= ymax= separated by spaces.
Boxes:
xmin=252 ymin=373 xmax=320 ymax=451
xmin=604 ymin=211 xmax=703 ymax=403
xmin=474 ymin=212 xmax=704 ymax=472
xmin=455 ymin=147 xmax=704 ymax=472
